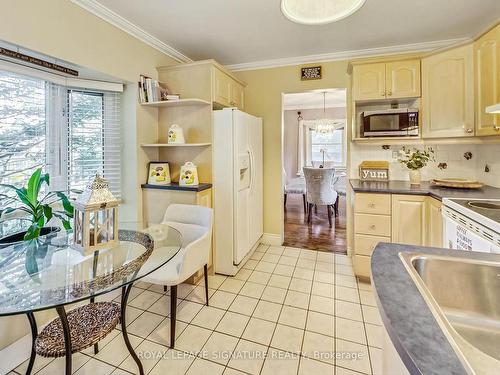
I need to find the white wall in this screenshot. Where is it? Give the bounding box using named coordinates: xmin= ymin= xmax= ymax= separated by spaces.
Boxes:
xmin=283 ymin=107 xmax=346 ymax=183
xmin=476 ymin=144 xmax=500 ymax=187
xmin=349 ymin=143 xmax=500 ymax=188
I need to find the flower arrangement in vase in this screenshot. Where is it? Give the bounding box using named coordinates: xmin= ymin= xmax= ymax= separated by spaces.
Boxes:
xmin=398 ymin=146 xmax=435 ymax=185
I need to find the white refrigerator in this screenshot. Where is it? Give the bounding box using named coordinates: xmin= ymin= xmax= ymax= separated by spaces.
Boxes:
xmin=213 ymin=108 xmax=263 ymax=275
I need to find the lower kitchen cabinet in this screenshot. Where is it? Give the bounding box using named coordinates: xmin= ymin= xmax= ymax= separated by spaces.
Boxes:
xmin=196 ymin=188 xmax=212 ymax=208
xmin=353 ymin=192 xmax=445 ymax=279
xmin=392 ymin=194 xmax=427 ymax=246
xmin=427 ymin=197 xmax=443 ymax=248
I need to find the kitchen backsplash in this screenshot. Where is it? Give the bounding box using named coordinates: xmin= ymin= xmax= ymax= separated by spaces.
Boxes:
xmin=350 ymin=143 xmax=500 ymax=188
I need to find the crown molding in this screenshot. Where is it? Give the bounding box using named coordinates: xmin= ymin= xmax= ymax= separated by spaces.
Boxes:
xmin=284 ymin=103 xmax=346 ymax=111
xmin=226 ymin=37 xmax=470 ymax=71
xmin=71 ymin=0 xmax=192 ymax=63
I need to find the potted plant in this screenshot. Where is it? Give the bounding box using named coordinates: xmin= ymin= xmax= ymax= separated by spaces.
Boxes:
xmin=0 ymin=168 xmax=73 ymax=246
xmin=398 ymin=146 xmax=435 ymax=185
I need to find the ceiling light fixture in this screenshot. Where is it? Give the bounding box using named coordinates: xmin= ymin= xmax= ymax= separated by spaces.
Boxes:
xmin=311 ymin=92 xmax=344 ymax=134
xmin=281 ymin=0 xmax=366 ymax=25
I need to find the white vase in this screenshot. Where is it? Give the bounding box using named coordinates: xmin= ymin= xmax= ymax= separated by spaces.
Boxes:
xmin=409 ymin=170 xmax=421 ymax=185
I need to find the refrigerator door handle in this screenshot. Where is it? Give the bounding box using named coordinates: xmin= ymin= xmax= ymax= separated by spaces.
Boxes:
xmin=247 ymin=148 xmax=253 ymax=191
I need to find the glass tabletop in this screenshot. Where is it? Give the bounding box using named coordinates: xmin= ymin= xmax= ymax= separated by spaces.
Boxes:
xmin=0 ymin=225 xmax=182 ymax=317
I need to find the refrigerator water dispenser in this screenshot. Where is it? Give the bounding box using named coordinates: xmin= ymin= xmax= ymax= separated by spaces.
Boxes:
xmin=238 ymin=153 xmax=251 ymax=191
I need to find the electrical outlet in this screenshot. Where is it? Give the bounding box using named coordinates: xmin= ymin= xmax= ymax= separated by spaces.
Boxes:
xmin=392 ymin=151 xmax=399 ymax=159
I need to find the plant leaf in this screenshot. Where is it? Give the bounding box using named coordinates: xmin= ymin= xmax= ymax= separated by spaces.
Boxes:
xmin=56 ymin=192 xmax=74 ymax=215
xmin=24 ymin=223 xmax=41 ymax=241
xmin=42 ymin=205 xmax=53 ymax=222
xmin=27 ymin=168 xmax=42 ymax=205
xmin=61 ymin=219 xmax=72 ymax=230
xmin=36 ymin=216 xmax=45 ymax=228
xmin=40 ymin=173 xmax=50 ymax=189
xmin=53 ymin=211 xmax=73 ymax=221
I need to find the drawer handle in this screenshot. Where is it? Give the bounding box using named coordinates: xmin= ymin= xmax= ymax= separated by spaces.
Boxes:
xmin=370 ymin=224 xmax=376 ymax=230
xmin=368 ymin=203 xmax=375 ymax=208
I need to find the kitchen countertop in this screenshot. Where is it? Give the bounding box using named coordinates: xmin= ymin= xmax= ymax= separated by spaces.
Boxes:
xmin=349 ymin=179 xmax=500 ymax=201
xmin=371 ymin=243 xmax=500 ymax=375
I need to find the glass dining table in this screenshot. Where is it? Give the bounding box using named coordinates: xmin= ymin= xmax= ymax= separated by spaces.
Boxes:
xmin=0 ymin=225 xmax=182 ymax=375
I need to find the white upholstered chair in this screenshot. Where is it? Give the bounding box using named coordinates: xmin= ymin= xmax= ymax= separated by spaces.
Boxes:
xmin=142 ymin=204 xmax=213 ymax=348
xmin=283 ymin=168 xmax=307 ymax=212
xmin=303 ymin=167 xmax=338 ymax=227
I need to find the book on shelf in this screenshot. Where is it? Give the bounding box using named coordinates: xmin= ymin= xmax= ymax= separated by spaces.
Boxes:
xmin=138 ymin=75 xmax=172 ymax=103
xmin=165 ymin=94 xmax=180 ymax=100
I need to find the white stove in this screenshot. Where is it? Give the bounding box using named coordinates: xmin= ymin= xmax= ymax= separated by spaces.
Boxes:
xmin=442 ymin=198 xmax=500 ymax=253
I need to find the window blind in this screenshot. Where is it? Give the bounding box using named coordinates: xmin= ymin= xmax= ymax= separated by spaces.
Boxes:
xmin=0 ymin=70 xmax=47 ymax=191
xmin=67 ymin=90 xmax=121 ymax=197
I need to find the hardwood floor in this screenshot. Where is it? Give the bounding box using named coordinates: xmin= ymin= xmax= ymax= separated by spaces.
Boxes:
xmin=283 ymin=194 xmax=347 ymax=253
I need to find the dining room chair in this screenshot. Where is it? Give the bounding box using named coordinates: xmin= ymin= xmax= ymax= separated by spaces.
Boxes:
xmin=303 ymin=167 xmax=338 ymax=227
xmin=283 ymin=167 xmax=307 ymax=212
xmin=312 ymin=160 xmax=335 ymax=168
xmin=141 ymin=204 xmax=213 ymax=348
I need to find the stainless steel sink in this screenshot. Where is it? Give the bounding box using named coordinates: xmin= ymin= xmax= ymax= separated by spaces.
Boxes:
xmin=400 ymin=253 xmax=500 ymax=375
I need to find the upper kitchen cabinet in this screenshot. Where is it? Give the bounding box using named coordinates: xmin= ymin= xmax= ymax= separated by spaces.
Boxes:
xmin=421 ymin=44 xmax=475 ymax=138
xmin=352 ymin=59 xmax=421 ymax=101
xmin=474 ymin=24 xmax=500 ymax=136
xmin=385 ymin=60 xmax=421 ymax=99
xmin=213 ymin=66 xmax=245 ymax=109
xmin=353 ymin=63 xmax=386 ymax=101
xmin=213 ymin=67 xmax=232 ymax=107
xmin=229 ymin=79 xmax=245 ymax=110
xmin=157 ymin=60 xmax=246 ymax=110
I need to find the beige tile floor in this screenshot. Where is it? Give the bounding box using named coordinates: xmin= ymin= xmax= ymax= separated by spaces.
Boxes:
xmin=13 ymin=244 xmax=384 ymax=375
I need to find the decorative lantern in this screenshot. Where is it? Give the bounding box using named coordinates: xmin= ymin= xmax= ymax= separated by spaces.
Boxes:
xmin=72 ymin=174 xmax=120 ymax=253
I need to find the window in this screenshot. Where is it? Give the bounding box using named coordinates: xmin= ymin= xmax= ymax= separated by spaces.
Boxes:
xmin=309 ymin=127 xmax=345 ymax=166
xmin=0 ymin=70 xmax=46 ymax=192
xmin=67 ymin=90 xmax=121 ymax=195
xmin=0 ymin=69 xmax=121 ymax=215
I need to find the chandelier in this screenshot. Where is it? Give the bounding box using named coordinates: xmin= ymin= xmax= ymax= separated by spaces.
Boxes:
xmin=311 ymin=92 xmax=344 ymax=134
xmin=281 ymin=0 xmax=367 ymax=25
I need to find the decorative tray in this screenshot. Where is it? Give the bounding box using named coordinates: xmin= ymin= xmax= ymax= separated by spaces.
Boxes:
xmin=431 ymin=178 xmax=484 ymax=189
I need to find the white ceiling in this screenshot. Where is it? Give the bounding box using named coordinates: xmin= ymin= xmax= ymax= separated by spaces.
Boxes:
xmin=284 ymin=89 xmax=346 ymax=110
xmin=90 ymin=0 xmax=500 ymax=68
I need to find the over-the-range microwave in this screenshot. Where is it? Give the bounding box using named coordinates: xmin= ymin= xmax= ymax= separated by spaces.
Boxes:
xmin=361 ymin=108 xmax=419 ymax=137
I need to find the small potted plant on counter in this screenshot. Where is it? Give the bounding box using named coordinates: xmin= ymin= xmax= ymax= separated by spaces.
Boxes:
xmin=0 ymin=168 xmax=73 ymax=246
xmin=398 ymin=146 xmax=435 ymax=185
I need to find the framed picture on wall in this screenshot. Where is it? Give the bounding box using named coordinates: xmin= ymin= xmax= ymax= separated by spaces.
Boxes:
xmin=147 ymin=162 xmax=171 ymax=185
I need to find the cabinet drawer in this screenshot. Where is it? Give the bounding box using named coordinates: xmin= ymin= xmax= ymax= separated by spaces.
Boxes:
xmin=354 ymin=255 xmax=371 ymax=279
xmin=355 ymin=234 xmax=391 ymax=256
xmin=355 ymin=193 xmax=391 ymax=215
xmin=355 ymin=213 xmax=391 ymax=237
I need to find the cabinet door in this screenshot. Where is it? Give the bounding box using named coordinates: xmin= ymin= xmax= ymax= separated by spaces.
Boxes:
xmin=230 ymin=81 xmax=245 ymax=110
xmin=353 ymin=63 xmax=386 ymax=101
xmin=422 ymin=45 xmax=475 ymax=138
xmin=392 ymin=195 xmax=427 ymax=246
xmin=385 ymin=60 xmax=421 ymax=99
xmin=426 ymin=197 xmax=443 ymax=248
xmin=213 ymin=68 xmax=232 ymax=107
xmin=475 ymin=25 xmax=500 ymax=136
xmin=196 ymin=189 xmax=212 ymax=208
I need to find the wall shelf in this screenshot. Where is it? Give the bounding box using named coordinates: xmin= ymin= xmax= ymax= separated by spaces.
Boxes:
xmin=141 ymin=143 xmax=211 ymax=147
xmin=141 ymin=98 xmax=211 ymax=107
